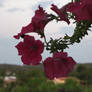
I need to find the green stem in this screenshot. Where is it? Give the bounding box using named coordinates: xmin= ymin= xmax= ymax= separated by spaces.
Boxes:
xmin=43 ymin=33 xmax=48 ymax=46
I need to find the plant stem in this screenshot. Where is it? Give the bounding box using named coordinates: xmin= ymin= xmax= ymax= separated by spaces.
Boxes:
xmin=43 ymin=33 xmax=48 ymax=46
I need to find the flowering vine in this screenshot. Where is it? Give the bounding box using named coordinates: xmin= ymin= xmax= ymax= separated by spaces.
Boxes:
xmin=14 ymin=0 xmax=92 ymax=80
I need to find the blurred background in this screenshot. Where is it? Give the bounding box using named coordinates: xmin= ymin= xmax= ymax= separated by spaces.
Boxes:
xmin=0 ymin=0 xmax=92 ymax=65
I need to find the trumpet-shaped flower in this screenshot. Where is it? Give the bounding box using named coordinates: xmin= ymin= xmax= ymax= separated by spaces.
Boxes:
xmin=51 ymin=4 xmax=70 ymax=24
xmin=14 ymin=6 xmax=50 ymax=39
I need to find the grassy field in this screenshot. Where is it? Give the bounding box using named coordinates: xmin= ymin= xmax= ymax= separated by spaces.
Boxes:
xmin=0 ymin=63 xmax=92 ymax=92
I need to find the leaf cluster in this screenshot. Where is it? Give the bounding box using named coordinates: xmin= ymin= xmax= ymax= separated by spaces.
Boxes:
xmin=44 ymin=13 xmax=92 ymax=53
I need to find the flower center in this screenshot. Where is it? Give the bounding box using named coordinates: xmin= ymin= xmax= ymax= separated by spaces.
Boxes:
xmin=32 ymin=45 xmax=38 ymax=50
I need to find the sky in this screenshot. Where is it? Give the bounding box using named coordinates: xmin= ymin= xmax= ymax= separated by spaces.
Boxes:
xmin=0 ymin=0 xmax=92 ymax=65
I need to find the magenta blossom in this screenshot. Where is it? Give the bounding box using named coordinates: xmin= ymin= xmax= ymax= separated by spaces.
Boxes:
xmin=67 ymin=0 xmax=92 ymax=22
xmin=51 ymin=4 xmax=70 ymax=24
xmin=14 ymin=6 xmax=50 ymax=39
xmin=15 ymin=35 xmax=44 ymax=65
xmin=43 ymin=52 xmax=76 ymax=80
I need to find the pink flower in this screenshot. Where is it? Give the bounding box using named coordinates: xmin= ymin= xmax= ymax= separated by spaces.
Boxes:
xmin=15 ymin=35 xmax=44 ymax=65
xmin=67 ymin=0 xmax=92 ymax=22
xmin=14 ymin=6 xmax=50 ymax=39
xmin=51 ymin=4 xmax=70 ymax=24
xmin=43 ymin=52 xmax=76 ymax=80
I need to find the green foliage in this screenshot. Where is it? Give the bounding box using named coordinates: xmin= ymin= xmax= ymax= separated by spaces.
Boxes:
xmin=27 ymin=79 xmax=58 ymax=92
xmin=0 ymin=64 xmax=92 ymax=92
xmin=44 ymin=19 xmax=92 ymax=52
xmin=46 ymin=37 xmax=69 ymax=53
xmin=1 ymin=83 xmax=16 ymax=92
xmin=65 ymin=79 xmax=82 ymax=92
xmin=83 ymin=86 xmax=92 ymax=92
xmin=70 ymin=64 xmax=92 ymax=85
xmin=0 ymin=77 xmax=3 ymax=87
xmin=57 ymin=79 xmax=83 ymax=92
xmin=70 ymin=21 xmax=92 ymax=43
xmin=12 ymin=85 xmax=29 ymax=92
xmin=0 ymin=70 xmax=5 ymax=77
xmin=87 ymin=87 xmax=92 ymax=92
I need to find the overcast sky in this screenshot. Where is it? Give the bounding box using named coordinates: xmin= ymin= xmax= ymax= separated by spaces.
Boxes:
xmin=0 ymin=0 xmax=92 ymax=65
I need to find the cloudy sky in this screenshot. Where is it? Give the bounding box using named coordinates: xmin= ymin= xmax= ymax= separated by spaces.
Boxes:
xmin=0 ymin=0 xmax=92 ymax=65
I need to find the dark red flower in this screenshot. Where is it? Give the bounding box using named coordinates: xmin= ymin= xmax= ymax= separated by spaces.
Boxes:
xmin=26 ymin=5 xmax=50 ymax=34
xmin=31 ymin=6 xmax=50 ymax=32
xmin=13 ymin=33 xmax=25 ymax=39
xmin=43 ymin=52 xmax=76 ymax=80
xmin=51 ymin=4 xmax=70 ymax=24
xmin=15 ymin=35 xmax=44 ymax=65
xmin=14 ymin=6 xmax=51 ymax=39
xmin=67 ymin=0 xmax=92 ymax=22
xmin=43 ymin=57 xmax=54 ymax=80
xmin=66 ymin=57 xmax=76 ymax=71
